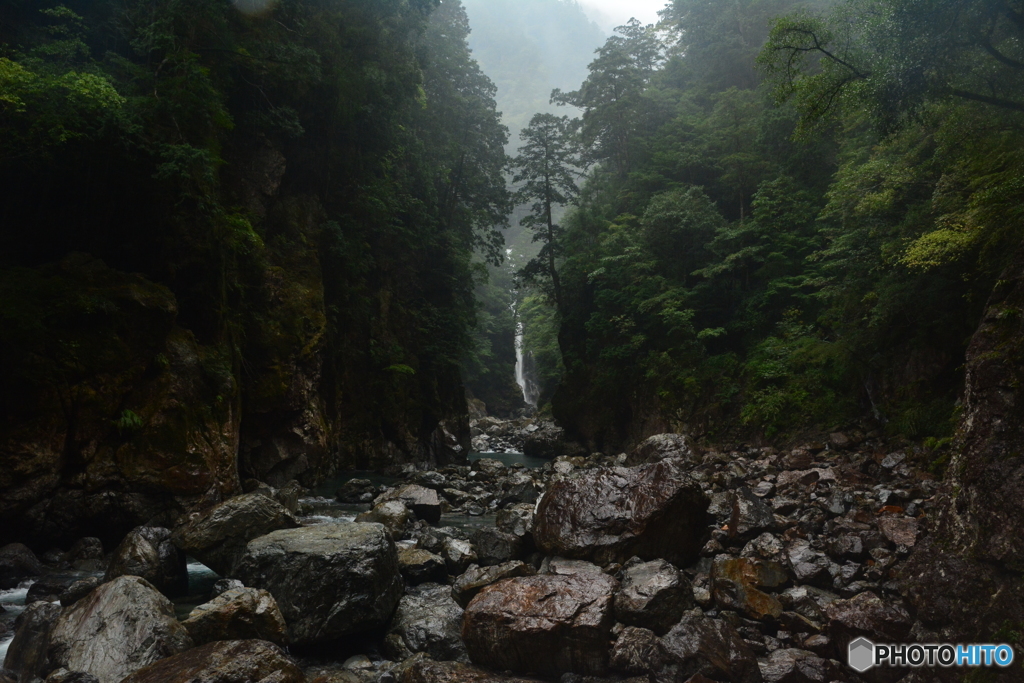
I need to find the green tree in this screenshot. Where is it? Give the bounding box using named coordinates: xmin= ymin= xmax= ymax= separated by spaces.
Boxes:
xmin=511 ymin=112 xmax=584 ymax=310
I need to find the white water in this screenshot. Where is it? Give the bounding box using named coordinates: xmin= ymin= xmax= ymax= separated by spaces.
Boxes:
xmin=514 ymin=324 xmax=538 ymax=407
xmin=0 ymin=581 xmax=34 ymax=665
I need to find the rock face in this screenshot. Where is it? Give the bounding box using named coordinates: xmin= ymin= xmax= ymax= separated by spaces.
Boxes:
xmin=383 ymin=584 xmax=468 ymax=662
xmin=614 ymin=558 xmax=693 ymax=634
xmin=626 ymin=433 xmax=699 ymax=467
xmin=119 ymin=640 xmax=304 ymax=683
xmin=3 ymin=601 xmax=62 ymax=682
xmin=654 ymin=613 xmax=763 ymax=683
xmin=461 ymin=573 xmax=618 ymax=677
xmin=105 ymin=526 xmax=188 ymax=596
xmin=171 ymin=493 xmax=299 ymax=576
xmin=48 ymin=575 xmax=194 ymax=683
xmin=533 ymin=460 xmax=709 ymax=566
xmin=182 ymin=588 xmax=289 ymax=646
xmin=233 ymin=523 xmax=403 ymax=645
xmin=0 ymin=543 xmax=43 ymax=589
xmin=399 ymin=659 xmax=543 ymax=683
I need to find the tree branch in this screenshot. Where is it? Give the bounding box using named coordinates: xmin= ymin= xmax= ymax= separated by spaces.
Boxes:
xmin=950 ymin=88 xmax=1024 ymax=111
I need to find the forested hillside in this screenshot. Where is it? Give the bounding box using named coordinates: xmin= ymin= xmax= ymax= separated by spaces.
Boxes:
xmin=0 ymin=0 xmax=509 ymax=545
xmin=515 ymin=0 xmax=1024 ymax=455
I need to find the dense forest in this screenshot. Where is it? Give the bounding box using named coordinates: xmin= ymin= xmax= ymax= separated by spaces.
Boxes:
xmin=0 ymin=0 xmax=511 ymax=544
xmin=512 ymin=0 xmax=1024 ymax=458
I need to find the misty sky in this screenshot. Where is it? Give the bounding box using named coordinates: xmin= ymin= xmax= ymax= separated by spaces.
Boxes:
xmin=578 ymin=0 xmax=668 ymax=32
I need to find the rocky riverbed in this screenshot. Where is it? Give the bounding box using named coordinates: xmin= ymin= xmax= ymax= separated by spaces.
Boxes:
xmin=0 ymin=427 xmax=952 ymax=683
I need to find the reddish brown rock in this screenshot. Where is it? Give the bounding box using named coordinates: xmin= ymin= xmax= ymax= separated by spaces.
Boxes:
xmin=876 ymin=515 xmax=918 ymax=547
xmin=533 ymin=460 xmax=709 ymax=566
xmin=462 ymin=573 xmax=618 ymax=677
xmin=614 ymin=559 xmax=693 ymax=634
xmin=119 ymin=639 xmax=303 ymax=683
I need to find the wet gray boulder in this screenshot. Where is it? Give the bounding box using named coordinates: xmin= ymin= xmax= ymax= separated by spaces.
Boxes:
xmin=625 ymin=433 xmax=699 ymax=467
xmin=533 ymin=460 xmax=709 ymax=566
xmin=105 ymin=526 xmax=188 ymax=596
xmin=0 ymin=543 xmax=43 ymax=589
xmin=233 ymin=522 xmax=403 ymax=645
xmin=383 ymin=584 xmax=468 ymax=662
xmin=119 ymin=640 xmax=304 ymax=683
xmin=182 ymin=587 xmax=288 ymax=646
xmin=462 ymin=573 xmax=618 ymax=677
xmin=48 ymin=575 xmax=194 ymax=683
xmin=614 ymin=558 xmax=693 ymax=634
xmin=758 ymin=648 xmax=837 ymax=683
xmin=171 ymin=493 xmax=299 ymax=576
xmin=3 ymin=601 xmax=62 ymax=682
xmin=653 ymin=612 xmax=763 ymax=683
xmin=470 ymin=528 xmax=523 ymax=566
xmin=495 ymin=504 xmax=534 ymax=540
xmin=397 ymin=548 xmax=447 ymax=585
xmin=355 ymin=500 xmax=410 ymax=540
xmin=451 ymin=561 xmax=535 ymax=608
xmin=376 ymin=485 xmax=442 ymax=525
xmin=823 ymin=591 xmax=911 ymax=645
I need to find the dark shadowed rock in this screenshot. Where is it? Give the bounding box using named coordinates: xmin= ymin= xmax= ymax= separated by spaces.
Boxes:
xmin=48 ymin=575 xmax=193 ymax=683
xmin=451 ymin=561 xmax=535 ymax=608
xmin=65 ymin=539 xmax=103 ymax=572
xmin=27 ymin=577 xmax=76 ymax=605
xmin=105 ymin=526 xmax=188 ymax=596
xmin=626 ymin=434 xmax=699 ymax=467
xmin=610 ymin=626 xmax=661 ymax=675
xmin=377 ymin=485 xmax=442 ymax=525
xmin=59 ymin=577 xmax=103 ymax=607
xmin=119 ymin=639 xmax=303 ymax=683
xmin=400 ymin=659 xmax=543 ymax=683
xmin=653 ymin=612 xmax=763 ymax=683
xmin=522 ymin=423 xmax=583 ymax=460
xmin=3 ymin=601 xmax=62 ymax=683
xmin=398 ymin=548 xmax=447 ymax=585
xmin=384 ymin=583 xmax=467 ymax=662
xmin=210 ymin=578 xmax=244 ymax=599
xmin=233 ymin=523 xmax=402 ymax=645
xmin=470 ymin=528 xmax=523 ymax=566
xmin=182 ymin=587 xmax=288 ymax=646
xmin=614 ymin=559 xmax=693 ymax=634
xmin=758 ymin=648 xmax=837 ymax=683
xmin=171 ymin=493 xmax=299 ymax=576
xmin=462 ymin=573 xmax=618 ymax=677
xmin=355 ymin=500 xmax=409 ymax=540
xmin=823 ymin=591 xmax=911 ymax=645
xmin=0 ymin=543 xmax=43 ymax=589
xmin=533 ymin=460 xmax=709 ymax=566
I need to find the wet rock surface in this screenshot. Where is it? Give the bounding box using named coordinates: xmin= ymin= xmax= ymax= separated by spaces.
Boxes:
xmin=119 ymin=639 xmax=304 ymax=683
xmin=233 ymin=522 xmax=403 ymax=645
xmin=533 ymin=459 xmax=710 ymax=566
xmin=182 ymin=587 xmax=289 ymax=646
xmin=383 ymin=583 xmax=468 ymax=662
xmin=48 ymin=575 xmax=194 ymax=683
xmin=171 ymin=493 xmax=300 ymax=576
xmin=105 ymin=526 xmax=188 ymax=596
xmin=461 ymin=573 xmax=618 ymax=677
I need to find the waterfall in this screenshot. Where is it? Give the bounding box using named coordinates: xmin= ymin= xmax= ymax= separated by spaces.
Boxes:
xmin=515 ymin=323 xmax=539 ymax=407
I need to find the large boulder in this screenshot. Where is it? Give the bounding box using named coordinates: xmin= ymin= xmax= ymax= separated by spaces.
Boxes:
xmin=233 ymin=523 xmax=402 ymax=645
xmin=105 ymin=526 xmax=188 ymax=596
xmin=3 ymin=601 xmax=62 ymax=682
xmin=625 ymin=434 xmax=699 ymax=467
xmin=654 ymin=612 xmax=763 ymax=683
xmin=451 ymin=561 xmax=535 ymax=608
xmin=397 ymin=548 xmax=447 ymax=586
xmin=383 ymin=584 xmax=468 ymax=662
xmin=376 ymin=485 xmax=441 ymax=525
xmin=614 ymin=558 xmax=693 ymax=634
xmin=0 ymin=543 xmax=43 ymax=589
xmin=182 ymin=587 xmax=288 ymax=646
xmin=119 ymin=640 xmax=304 ymax=683
xmin=171 ymin=493 xmax=299 ymax=576
xmin=533 ymin=460 xmax=710 ymax=566
xmin=48 ymin=575 xmax=194 ymax=683
xmin=461 ymin=573 xmax=618 ymax=677
xmin=355 ymin=501 xmax=409 ymax=539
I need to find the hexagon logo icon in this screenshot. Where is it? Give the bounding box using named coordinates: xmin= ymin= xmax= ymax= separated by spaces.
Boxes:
xmin=848 ymin=637 xmax=875 ymax=672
